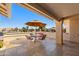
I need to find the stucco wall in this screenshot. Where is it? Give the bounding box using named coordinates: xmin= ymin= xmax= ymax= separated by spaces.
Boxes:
xmin=69 ymin=15 xmax=79 ymax=43
xmin=63 ymin=19 xmax=70 ymax=41
xmin=64 ymin=19 xmax=70 ymax=34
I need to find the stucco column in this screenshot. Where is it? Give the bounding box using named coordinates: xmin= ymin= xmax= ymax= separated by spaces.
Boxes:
xmin=56 ymin=20 xmax=63 ymax=45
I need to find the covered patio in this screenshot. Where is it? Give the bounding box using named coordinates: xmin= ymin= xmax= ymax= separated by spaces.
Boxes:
xmin=0 ymin=3 xmax=79 ymax=56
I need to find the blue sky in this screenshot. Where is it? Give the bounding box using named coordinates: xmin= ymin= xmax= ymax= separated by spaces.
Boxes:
xmin=0 ymin=3 xmax=55 ymax=28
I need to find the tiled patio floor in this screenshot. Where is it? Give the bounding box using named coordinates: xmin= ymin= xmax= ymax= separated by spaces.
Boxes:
xmin=0 ymin=37 xmax=79 ymax=56
xmin=0 ymin=33 xmax=79 ymax=56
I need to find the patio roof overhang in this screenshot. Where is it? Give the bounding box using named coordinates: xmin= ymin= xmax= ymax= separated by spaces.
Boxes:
xmin=17 ymin=3 xmax=79 ymax=21
xmin=17 ymin=3 xmax=58 ymax=20
xmin=0 ymin=3 xmax=11 ymax=18
xmin=0 ymin=3 xmax=79 ymax=21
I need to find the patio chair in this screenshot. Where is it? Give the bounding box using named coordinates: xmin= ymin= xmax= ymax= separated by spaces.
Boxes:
xmin=25 ymin=35 xmax=33 ymax=40
xmin=41 ymin=34 xmax=46 ymax=40
xmin=36 ymin=33 xmax=46 ymax=40
xmin=25 ymin=33 xmax=36 ymax=40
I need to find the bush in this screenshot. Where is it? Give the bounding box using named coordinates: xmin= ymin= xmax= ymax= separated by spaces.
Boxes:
xmin=0 ymin=40 xmax=3 ymax=48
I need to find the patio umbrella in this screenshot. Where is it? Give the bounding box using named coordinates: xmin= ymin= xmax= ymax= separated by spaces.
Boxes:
xmin=25 ymin=20 xmax=46 ymax=27
xmin=25 ymin=20 xmax=46 ymax=31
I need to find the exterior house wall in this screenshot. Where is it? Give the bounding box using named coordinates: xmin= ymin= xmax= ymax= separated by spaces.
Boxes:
xmin=64 ymin=19 xmax=70 ymax=34
xmin=70 ymin=15 xmax=79 ymax=43
xmin=63 ymin=20 xmax=70 ymax=41
xmin=63 ymin=15 xmax=79 ymax=43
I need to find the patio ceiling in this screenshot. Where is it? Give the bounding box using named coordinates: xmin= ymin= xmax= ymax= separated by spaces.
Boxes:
xmin=17 ymin=3 xmax=79 ymax=20
xmin=38 ymin=3 xmax=79 ymax=20
xmin=0 ymin=3 xmax=79 ymax=21
xmin=17 ymin=3 xmax=58 ymax=20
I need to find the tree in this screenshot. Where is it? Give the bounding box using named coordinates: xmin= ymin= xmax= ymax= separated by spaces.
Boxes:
xmin=2 ymin=28 xmax=6 ymax=32
xmin=22 ymin=27 xmax=27 ymax=32
xmin=39 ymin=26 xmax=46 ymax=31
xmin=42 ymin=26 xmax=46 ymax=31
xmin=14 ymin=27 xmax=18 ymax=32
xmin=51 ymin=27 xmax=56 ymax=32
xmin=26 ymin=26 xmax=29 ymax=32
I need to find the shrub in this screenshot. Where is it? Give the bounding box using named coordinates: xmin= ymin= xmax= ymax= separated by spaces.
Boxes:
xmin=0 ymin=40 xmax=3 ymax=48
